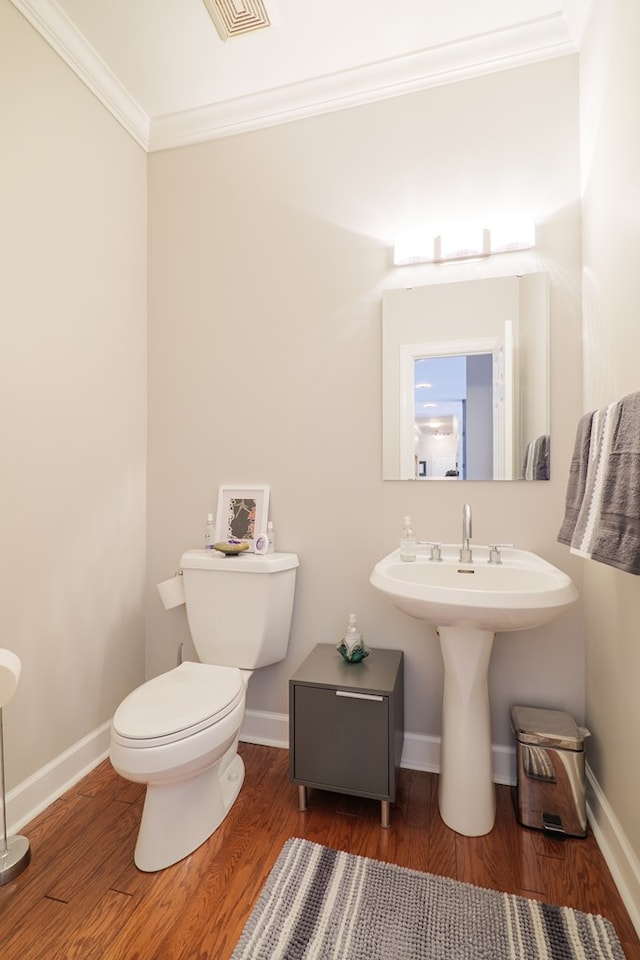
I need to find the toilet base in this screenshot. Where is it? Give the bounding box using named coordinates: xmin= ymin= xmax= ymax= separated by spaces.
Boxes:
xmin=134 ymin=747 xmax=245 ymax=872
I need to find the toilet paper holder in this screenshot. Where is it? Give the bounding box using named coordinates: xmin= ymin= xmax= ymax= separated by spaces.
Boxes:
xmin=156 ymin=571 xmax=186 ymax=610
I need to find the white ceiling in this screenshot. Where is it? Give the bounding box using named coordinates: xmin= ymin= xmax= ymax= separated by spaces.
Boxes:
xmin=11 ymin=0 xmax=593 ymax=151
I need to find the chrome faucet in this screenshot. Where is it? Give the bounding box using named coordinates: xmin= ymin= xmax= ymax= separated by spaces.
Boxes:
xmin=460 ymin=503 xmax=473 ymax=563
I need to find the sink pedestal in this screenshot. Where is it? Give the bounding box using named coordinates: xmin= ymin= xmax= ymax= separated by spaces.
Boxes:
xmin=438 ymin=626 xmax=496 ymax=836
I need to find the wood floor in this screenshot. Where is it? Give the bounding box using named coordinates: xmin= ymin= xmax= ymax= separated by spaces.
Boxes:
xmin=1 ymin=743 xmax=638 ymax=959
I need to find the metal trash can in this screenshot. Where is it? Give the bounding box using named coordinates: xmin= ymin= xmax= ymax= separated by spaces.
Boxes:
xmin=511 ymin=705 xmax=588 ymax=839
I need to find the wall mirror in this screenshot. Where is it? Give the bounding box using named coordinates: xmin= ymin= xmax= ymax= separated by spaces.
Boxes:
xmin=382 ymin=273 xmax=549 ymax=481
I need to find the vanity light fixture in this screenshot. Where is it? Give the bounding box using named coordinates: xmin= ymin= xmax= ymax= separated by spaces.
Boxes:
xmin=393 ymin=221 xmax=535 ymax=266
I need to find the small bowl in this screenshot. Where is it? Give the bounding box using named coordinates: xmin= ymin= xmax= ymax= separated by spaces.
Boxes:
xmin=214 ymin=541 xmax=250 ymax=556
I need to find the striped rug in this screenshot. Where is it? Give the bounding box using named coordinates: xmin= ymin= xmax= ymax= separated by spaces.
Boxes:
xmin=231 ymin=838 xmax=624 ymax=960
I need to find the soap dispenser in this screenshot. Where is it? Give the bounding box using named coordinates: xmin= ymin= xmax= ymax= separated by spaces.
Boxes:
xmin=337 ymin=613 xmax=370 ymax=663
xmin=400 ymin=516 xmax=417 ymax=562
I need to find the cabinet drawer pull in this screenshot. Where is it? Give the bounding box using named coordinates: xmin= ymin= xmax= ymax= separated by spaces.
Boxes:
xmin=335 ymin=691 xmax=383 ymax=702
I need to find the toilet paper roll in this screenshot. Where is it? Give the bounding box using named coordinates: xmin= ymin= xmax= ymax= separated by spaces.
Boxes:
xmin=156 ymin=574 xmax=186 ymax=610
xmin=0 ymin=649 xmax=22 ymax=708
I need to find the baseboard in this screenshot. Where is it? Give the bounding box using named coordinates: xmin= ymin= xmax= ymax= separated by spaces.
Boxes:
xmin=397 ymin=730 xmax=441 ymax=773
xmin=240 ymin=709 xmax=517 ymax=785
xmin=586 ymin=763 xmax=640 ymax=938
xmin=240 ymin=708 xmax=289 ymax=748
xmin=394 ymin=731 xmax=516 ymax=785
xmin=7 ymin=721 xmax=111 ymax=834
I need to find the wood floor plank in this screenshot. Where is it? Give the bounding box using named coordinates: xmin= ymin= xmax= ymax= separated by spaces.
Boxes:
xmin=0 ymin=791 xmax=124 ymax=946
xmin=45 ymin=799 xmax=141 ymax=903
xmin=424 ymin=773 xmax=457 ymax=880
xmin=0 ymin=889 xmax=68 ymax=959
xmin=0 ymin=743 xmax=638 ymax=960
xmin=51 ymin=889 xmax=138 ymax=960
xmin=455 ymin=786 xmax=524 ymax=894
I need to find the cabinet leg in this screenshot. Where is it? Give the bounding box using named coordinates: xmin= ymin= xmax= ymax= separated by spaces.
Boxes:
xmin=380 ymin=800 xmax=390 ymax=828
xmin=298 ymin=785 xmax=308 ymax=812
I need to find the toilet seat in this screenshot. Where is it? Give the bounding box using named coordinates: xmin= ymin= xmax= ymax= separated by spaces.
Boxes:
xmin=112 ymin=661 xmax=244 ymax=748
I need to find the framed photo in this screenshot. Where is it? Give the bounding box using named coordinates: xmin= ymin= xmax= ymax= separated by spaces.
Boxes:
xmin=214 ymin=485 xmax=270 ymax=549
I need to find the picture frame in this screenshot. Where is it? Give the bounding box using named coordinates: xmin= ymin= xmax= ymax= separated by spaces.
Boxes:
xmin=214 ymin=484 xmax=270 ymax=550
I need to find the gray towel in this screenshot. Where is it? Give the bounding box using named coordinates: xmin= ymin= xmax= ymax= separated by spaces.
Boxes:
xmin=588 ymin=392 xmax=640 ymax=575
xmin=524 ymin=434 xmax=550 ymax=481
xmin=557 ymin=411 xmax=595 ymax=545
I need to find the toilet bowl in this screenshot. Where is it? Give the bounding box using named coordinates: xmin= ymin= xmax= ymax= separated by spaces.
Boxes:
xmin=111 ymin=661 xmax=247 ymax=872
xmin=110 ymin=549 xmax=298 ymax=872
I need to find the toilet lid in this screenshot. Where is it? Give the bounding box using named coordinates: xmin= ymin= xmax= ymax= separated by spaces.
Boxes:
xmin=112 ymin=661 xmax=244 ymax=742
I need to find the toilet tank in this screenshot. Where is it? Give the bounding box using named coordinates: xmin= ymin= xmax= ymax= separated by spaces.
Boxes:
xmin=180 ymin=550 xmax=299 ymax=669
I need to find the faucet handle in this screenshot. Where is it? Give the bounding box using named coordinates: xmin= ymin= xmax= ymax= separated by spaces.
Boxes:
xmin=488 ymin=543 xmax=514 ymax=564
xmin=420 ymin=541 xmax=442 ymax=562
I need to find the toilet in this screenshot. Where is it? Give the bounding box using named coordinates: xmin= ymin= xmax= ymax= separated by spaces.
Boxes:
xmin=110 ymin=549 xmax=298 ymax=872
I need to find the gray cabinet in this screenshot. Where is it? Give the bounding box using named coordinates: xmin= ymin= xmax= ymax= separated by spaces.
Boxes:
xmin=289 ymin=644 xmax=404 ymax=826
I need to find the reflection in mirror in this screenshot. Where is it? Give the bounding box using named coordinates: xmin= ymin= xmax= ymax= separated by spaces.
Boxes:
xmin=414 ymin=353 xmax=494 ymax=479
xmin=382 ymin=274 xmax=550 ymax=481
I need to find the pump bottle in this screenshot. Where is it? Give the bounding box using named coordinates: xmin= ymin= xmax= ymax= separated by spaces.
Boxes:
xmin=400 ymin=516 xmax=417 ymax=562
xmin=204 ymin=513 xmax=216 ymax=550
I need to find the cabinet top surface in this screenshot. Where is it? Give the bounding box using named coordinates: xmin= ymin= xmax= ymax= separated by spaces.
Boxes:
xmin=290 ymin=643 xmax=403 ymax=693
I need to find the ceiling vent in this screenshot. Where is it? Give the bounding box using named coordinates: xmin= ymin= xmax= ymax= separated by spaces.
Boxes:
xmin=203 ymin=0 xmax=274 ymax=41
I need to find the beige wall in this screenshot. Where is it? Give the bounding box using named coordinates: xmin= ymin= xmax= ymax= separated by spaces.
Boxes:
xmin=147 ymin=54 xmax=584 ymax=757
xmin=0 ymin=1 xmax=147 ymax=790
xmin=580 ymin=0 xmax=640 ymax=859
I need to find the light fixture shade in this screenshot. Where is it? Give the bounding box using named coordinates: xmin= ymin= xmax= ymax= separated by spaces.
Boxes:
xmin=490 ymin=220 xmax=536 ymax=253
xmin=437 ymin=224 xmax=488 ymax=261
xmin=393 ymin=235 xmax=433 ymax=266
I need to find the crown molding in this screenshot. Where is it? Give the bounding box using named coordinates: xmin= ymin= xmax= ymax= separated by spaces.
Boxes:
xmin=10 ymin=0 xmax=150 ymax=149
xmin=148 ymin=15 xmax=578 ymax=151
xmin=562 ymin=0 xmax=598 ymax=47
xmin=11 ymin=1 xmax=580 ymax=154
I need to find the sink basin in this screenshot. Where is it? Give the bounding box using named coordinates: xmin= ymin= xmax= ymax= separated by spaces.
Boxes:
xmin=369 ymin=545 xmax=578 ymax=632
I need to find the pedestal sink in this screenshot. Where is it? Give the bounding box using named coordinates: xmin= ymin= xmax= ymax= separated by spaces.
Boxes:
xmin=369 ymin=544 xmax=578 ymax=836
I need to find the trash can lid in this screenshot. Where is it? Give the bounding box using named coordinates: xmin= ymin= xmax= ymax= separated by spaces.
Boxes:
xmin=511 ymin=705 xmax=584 ymax=750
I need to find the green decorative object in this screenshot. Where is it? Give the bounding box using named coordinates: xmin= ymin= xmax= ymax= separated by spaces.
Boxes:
xmin=336 ymin=639 xmax=370 ymax=663
xmin=336 ymin=613 xmax=370 ymax=662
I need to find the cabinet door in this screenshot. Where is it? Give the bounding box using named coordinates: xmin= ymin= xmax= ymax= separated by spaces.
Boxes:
xmin=293 ymin=686 xmax=389 ymax=797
